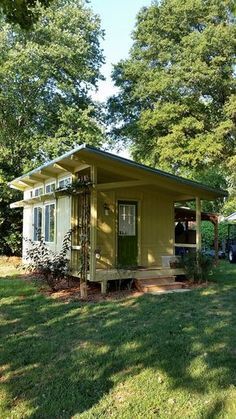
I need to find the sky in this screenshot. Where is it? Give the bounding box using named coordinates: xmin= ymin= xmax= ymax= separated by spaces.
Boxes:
xmin=89 ymin=0 xmax=153 ymax=102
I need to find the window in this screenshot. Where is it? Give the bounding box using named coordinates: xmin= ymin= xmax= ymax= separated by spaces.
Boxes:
xmin=119 ymin=204 xmax=136 ymax=236
xmin=45 ymin=203 xmax=55 ymax=242
xmin=45 ymin=183 xmax=55 ymax=194
xmin=33 ymin=207 xmax=42 ymax=241
xmin=34 ymin=187 xmax=43 ymax=197
xmin=58 ymin=177 xmax=71 ymax=189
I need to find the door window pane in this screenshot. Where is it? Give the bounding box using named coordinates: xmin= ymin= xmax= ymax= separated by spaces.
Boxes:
xmin=119 ymin=204 xmax=136 ymax=236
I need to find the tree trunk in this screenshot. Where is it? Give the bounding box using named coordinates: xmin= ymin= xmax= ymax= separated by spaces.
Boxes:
xmin=80 ymin=281 xmax=88 ymax=299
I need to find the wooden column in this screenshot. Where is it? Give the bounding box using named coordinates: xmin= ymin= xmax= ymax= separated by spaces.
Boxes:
xmin=90 ymin=166 xmax=97 ymax=282
xmin=196 ymin=196 xmax=202 ymax=252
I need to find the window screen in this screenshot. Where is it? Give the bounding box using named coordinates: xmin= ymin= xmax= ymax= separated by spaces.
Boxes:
xmin=58 ymin=177 xmax=71 ymax=189
xmin=45 ymin=183 xmax=55 ymax=193
xmin=33 ymin=207 xmax=42 ymax=241
xmin=119 ymin=204 xmax=136 ymax=236
xmin=45 ymin=203 xmax=55 ymax=242
xmin=34 ymin=187 xmax=43 ymax=197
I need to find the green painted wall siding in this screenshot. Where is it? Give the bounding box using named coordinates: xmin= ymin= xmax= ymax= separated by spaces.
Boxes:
xmin=141 ymin=191 xmax=174 ymax=266
xmin=97 ymin=191 xmax=116 ymax=268
xmin=96 ymin=187 xmax=174 ymax=269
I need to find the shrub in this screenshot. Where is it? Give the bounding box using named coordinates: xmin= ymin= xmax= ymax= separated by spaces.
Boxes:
xmin=201 ymin=221 xmax=229 ymax=249
xmin=25 ymin=230 xmax=73 ymax=290
xmin=183 ymin=251 xmax=214 ymax=283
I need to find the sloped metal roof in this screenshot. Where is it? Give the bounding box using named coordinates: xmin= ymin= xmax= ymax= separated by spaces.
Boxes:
xmin=9 ymin=144 xmax=228 ymax=198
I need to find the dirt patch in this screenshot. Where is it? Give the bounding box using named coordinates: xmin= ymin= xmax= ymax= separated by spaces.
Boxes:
xmin=183 ymin=280 xmax=209 ymax=289
xmin=0 ymin=256 xmax=22 ymax=267
xmin=42 ymin=281 xmax=142 ymax=302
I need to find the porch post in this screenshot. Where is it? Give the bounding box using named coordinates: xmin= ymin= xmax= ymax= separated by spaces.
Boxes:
xmin=90 ymin=166 xmax=97 ymax=282
xmin=196 ymin=196 xmax=202 ymax=252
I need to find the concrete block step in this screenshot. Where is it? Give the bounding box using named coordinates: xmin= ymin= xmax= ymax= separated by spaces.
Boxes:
xmin=149 ymin=289 xmax=190 ymax=295
xmin=138 ymin=276 xmax=176 ymax=285
xmin=143 ymin=283 xmax=184 ymax=293
xmin=135 ymin=279 xmax=184 ymax=293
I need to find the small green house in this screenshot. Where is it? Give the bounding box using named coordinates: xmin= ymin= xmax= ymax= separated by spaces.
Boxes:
xmin=9 ymin=144 xmax=227 ymax=293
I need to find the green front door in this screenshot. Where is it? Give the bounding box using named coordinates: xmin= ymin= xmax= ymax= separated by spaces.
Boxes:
xmin=117 ymin=201 xmax=138 ymax=268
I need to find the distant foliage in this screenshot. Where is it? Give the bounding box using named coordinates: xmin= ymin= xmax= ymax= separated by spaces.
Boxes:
xmin=0 ymin=0 xmax=53 ymax=29
xmin=108 ymin=0 xmax=236 ymax=211
xmin=201 ymin=221 xmax=229 ymax=249
xmin=25 ymin=230 xmax=73 ymax=290
xmin=183 ymin=251 xmax=214 ymax=283
xmin=0 ymin=175 xmax=22 ymax=256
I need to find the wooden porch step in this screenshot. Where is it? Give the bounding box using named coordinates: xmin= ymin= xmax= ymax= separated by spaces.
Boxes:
xmin=135 ymin=279 xmax=184 ymax=293
xmin=134 ymin=268 xmax=185 ymax=280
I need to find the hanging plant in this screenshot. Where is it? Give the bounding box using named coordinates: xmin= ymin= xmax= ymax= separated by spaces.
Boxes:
xmin=56 ymin=176 xmax=93 ymax=195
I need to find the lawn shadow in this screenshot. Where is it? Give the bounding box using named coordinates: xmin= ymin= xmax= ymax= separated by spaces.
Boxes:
xmin=1 ymin=268 xmax=236 ymax=417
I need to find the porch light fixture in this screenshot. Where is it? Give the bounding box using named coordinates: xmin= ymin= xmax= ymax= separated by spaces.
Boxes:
xmin=104 ymin=202 xmax=110 ymax=216
xmin=95 ymin=248 xmax=101 ymax=259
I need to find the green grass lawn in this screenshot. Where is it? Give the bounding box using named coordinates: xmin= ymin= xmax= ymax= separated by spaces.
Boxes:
xmin=1 ymin=261 xmax=236 ymax=418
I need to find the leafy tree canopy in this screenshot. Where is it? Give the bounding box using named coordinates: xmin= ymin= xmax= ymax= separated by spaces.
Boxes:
xmin=0 ymin=0 xmax=104 ymax=254
xmin=0 ymin=0 xmax=53 ymax=28
xmin=0 ymin=0 xmax=104 ymax=172
xmin=109 ymin=0 xmax=236 ymax=195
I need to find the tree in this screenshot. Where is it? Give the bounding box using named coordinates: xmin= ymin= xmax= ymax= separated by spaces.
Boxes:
xmin=0 ymin=0 xmax=104 ymax=254
xmin=108 ymin=0 xmax=236 ymax=185
xmin=0 ymin=0 xmax=53 ymax=29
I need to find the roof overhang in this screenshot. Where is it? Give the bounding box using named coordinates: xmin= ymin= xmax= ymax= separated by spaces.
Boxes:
xmin=9 ymin=144 xmax=228 ymax=201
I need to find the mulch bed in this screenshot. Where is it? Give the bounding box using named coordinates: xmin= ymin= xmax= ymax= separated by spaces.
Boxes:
xmin=40 ymin=278 xmax=142 ymax=302
xmin=44 ymin=287 xmax=142 ymax=302
xmin=40 ymin=278 xmax=210 ymax=303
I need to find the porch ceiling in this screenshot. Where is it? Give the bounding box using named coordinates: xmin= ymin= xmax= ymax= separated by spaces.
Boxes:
xmin=175 ymin=206 xmax=218 ymax=223
xmin=97 ymin=167 xmax=133 ymax=184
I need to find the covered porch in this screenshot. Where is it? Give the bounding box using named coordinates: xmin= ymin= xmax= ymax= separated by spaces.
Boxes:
xmin=174 ymin=206 xmax=219 ymax=261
